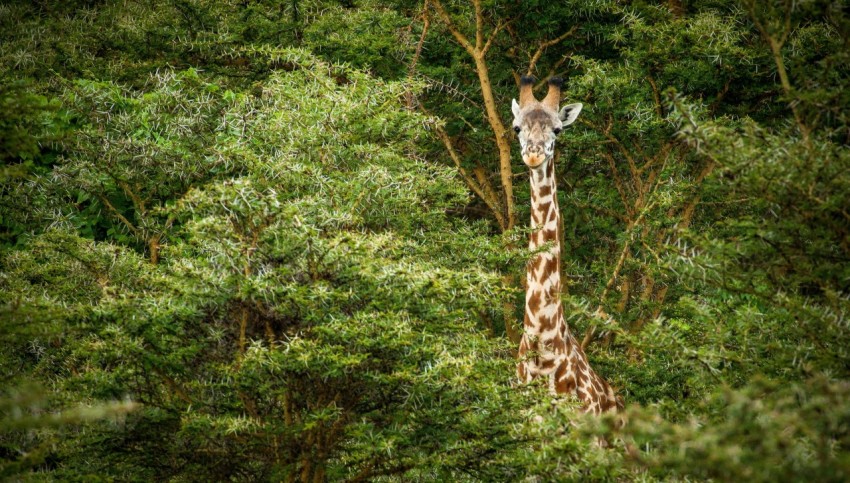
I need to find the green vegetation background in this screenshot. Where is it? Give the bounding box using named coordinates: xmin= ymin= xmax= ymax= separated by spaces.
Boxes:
xmin=1 ymin=0 xmax=848 ymax=480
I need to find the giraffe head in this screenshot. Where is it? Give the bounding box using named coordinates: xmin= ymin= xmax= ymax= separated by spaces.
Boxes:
xmin=511 ymin=76 xmax=582 ymax=169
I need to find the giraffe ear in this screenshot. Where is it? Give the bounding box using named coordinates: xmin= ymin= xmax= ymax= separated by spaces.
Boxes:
xmin=559 ymin=103 xmax=583 ymax=126
xmin=511 ymin=98 xmax=521 ymax=119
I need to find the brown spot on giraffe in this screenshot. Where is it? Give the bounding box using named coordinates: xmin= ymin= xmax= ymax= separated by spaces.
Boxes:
xmin=517 ymin=357 xmax=528 ymax=382
xmin=545 ymin=154 xmax=556 ymax=178
xmin=554 ymin=361 xmax=576 ymax=393
xmin=527 ymin=290 xmax=541 ymax=315
xmin=575 ymin=356 xmax=587 ymax=373
xmin=592 ymin=379 xmax=604 ymax=394
xmin=543 ymin=284 xmax=559 ymax=303
xmin=541 ymin=257 xmax=558 ymax=280
xmin=532 ymin=209 xmax=543 ymax=225
xmin=538 ymin=314 xmax=554 ymax=331
xmin=576 ymin=371 xmax=587 ymax=386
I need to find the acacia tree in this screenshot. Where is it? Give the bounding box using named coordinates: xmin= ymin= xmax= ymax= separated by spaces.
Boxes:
xmin=409 ymin=0 xmax=618 ymax=234
xmin=588 ymin=1 xmax=850 ymax=478
xmin=426 ymin=0 xmax=516 ymax=231
xmin=1 ymin=50 xmax=564 ymax=481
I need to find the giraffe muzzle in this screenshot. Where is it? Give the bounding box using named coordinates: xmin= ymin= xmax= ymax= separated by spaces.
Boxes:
xmin=523 ymin=144 xmax=548 ymax=168
xmin=523 ymin=153 xmax=547 ymax=168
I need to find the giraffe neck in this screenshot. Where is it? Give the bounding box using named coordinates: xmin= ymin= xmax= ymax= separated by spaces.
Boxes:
xmin=517 ymin=159 xmax=566 ymax=383
xmin=517 ymin=158 xmax=622 ymax=414
xmin=527 ymin=159 xmax=562 ymax=322
xmin=528 ymin=160 xmax=560 ymax=254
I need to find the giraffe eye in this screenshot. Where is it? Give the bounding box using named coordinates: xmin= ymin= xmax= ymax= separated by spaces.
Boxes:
xmin=553 ymin=127 xmax=562 ymax=135
xmin=513 ymin=126 xmax=521 ymax=133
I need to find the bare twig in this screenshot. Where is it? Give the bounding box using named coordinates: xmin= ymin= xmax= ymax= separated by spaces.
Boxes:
xmin=429 ymin=0 xmax=475 ymax=56
xmin=481 ymin=19 xmax=507 ymax=57
xmin=431 ymin=117 xmax=507 ymax=229
xmin=646 ymin=75 xmax=663 ymax=118
xmin=96 ymin=193 xmax=141 ymax=238
xmin=405 ymin=5 xmax=430 ymax=109
xmin=526 ymin=26 xmax=578 ymax=76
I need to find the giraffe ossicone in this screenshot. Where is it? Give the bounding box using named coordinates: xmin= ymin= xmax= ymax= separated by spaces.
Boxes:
xmin=512 ymin=76 xmax=622 ymax=415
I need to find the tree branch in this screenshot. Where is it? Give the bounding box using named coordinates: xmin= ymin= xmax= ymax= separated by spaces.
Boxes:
xmin=526 ymin=26 xmax=578 ymax=76
xmin=405 ymin=4 xmax=430 ymax=108
xmin=428 ymin=0 xmax=516 ymax=230
xmin=582 ymin=201 xmax=656 ymax=350
xmin=537 ymin=54 xmax=573 ymax=86
xmin=96 ymin=193 xmax=141 ymax=238
xmin=603 ymin=128 xmax=639 ymax=181
xmin=432 ymin=119 xmax=507 ymax=230
xmin=745 ymin=0 xmax=810 ymax=143
xmin=473 ymin=0 xmax=483 ymax=51
xmin=603 ymin=152 xmax=634 ymax=221
xmin=481 ymin=20 xmax=506 ymax=58
xmin=646 ymin=75 xmax=663 ymax=118
xmin=429 ymin=0 xmax=476 ymax=57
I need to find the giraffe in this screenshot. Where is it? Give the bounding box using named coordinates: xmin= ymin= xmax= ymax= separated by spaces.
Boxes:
xmin=512 ymin=76 xmax=622 ymax=415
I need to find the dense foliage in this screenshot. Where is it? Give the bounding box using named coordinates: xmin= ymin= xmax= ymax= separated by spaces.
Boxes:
xmin=2 ymin=0 xmax=848 ymax=480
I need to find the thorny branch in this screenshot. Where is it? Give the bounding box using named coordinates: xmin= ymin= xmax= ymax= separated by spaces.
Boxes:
xmin=526 ymin=26 xmax=578 ymax=76
xmin=427 ymin=0 xmax=515 ymax=230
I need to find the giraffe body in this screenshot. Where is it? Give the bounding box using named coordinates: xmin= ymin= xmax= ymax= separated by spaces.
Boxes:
xmin=512 ymin=76 xmax=621 ymax=415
